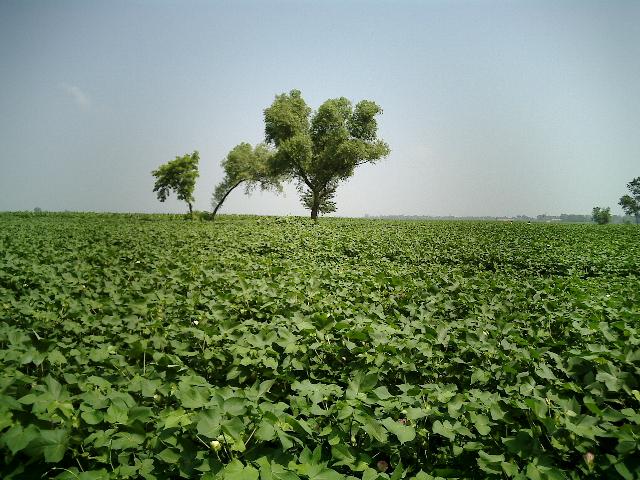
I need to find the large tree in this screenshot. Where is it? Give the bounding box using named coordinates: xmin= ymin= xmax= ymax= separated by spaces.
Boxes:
xmin=152 ymin=151 xmax=199 ymax=216
xmin=263 ymin=90 xmax=390 ymax=220
xmin=592 ymin=206 xmax=611 ymax=225
xmin=211 ymin=143 xmax=281 ymax=220
xmin=619 ymin=176 xmax=640 ymax=224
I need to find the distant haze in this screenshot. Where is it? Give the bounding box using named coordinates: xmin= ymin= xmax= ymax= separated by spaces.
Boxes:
xmin=1 ymin=0 xmax=638 ymax=217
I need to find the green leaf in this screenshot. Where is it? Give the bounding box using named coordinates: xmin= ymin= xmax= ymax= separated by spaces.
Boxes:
xmin=40 ymin=429 xmax=68 ymax=463
xmin=255 ymin=420 xmax=276 ymax=441
xmin=110 ymin=432 xmax=145 ymax=450
xmin=501 ymin=461 xmax=520 ymax=477
xmin=81 ymin=410 xmax=103 ymax=425
xmin=447 ymin=394 xmax=465 ymax=416
xmin=128 ymin=406 xmax=153 ymax=424
xmin=502 ymin=430 xmax=534 ymax=457
xmin=534 ymin=362 xmax=556 ymax=380
xmin=161 ymin=408 xmax=192 ymax=429
xmin=3 ymin=424 xmax=39 ymax=454
xmin=346 ymin=371 xmax=378 ymax=399
xmin=222 ymin=397 xmax=247 ymax=416
xmin=373 ymin=386 xmax=391 ymax=400
xmin=405 ymin=407 xmax=426 ymax=421
xmin=381 ymin=417 xmax=416 ymax=444
xmin=77 ymin=469 xmax=110 ymax=480
xmin=221 ymin=417 xmax=245 ymax=442
xmin=477 ymin=450 xmax=504 ymax=475
xmin=331 ymin=444 xmax=356 ymax=467
xmin=390 ymin=462 xmax=404 ymax=480
xmin=47 ymin=349 xmax=67 ymax=365
xmin=471 ymin=369 xmax=490 ymax=385
xmin=469 ymin=412 xmax=491 ymax=436
xmin=105 ymin=403 xmax=128 ymax=424
xmin=156 ymin=447 xmax=181 ymax=464
xmin=140 ymin=378 xmax=161 ymax=398
xmin=596 ymin=370 xmax=623 ymax=392
xmin=357 ymin=414 xmax=388 ymax=442
xmin=196 ymin=409 xmax=221 ymax=438
xmin=256 ymin=458 xmax=301 ymax=480
xmin=614 ymin=461 xmax=634 ymax=480
xmin=175 ymin=385 xmax=209 ymax=409
xmin=277 ymin=429 xmax=295 ymax=450
xmin=221 ymin=459 xmax=259 ymax=480
xmin=432 ymin=420 xmax=455 ymax=441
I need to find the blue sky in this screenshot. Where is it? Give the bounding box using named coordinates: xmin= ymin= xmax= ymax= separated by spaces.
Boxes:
xmin=1 ymin=0 xmax=638 ymax=216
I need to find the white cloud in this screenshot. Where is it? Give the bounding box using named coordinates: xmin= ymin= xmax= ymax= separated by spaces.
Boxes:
xmin=60 ymin=83 xmax=91 ymax=110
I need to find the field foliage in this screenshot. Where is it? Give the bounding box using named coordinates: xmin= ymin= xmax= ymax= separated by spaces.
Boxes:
xmin=1 ymin=213 xmax=639 ymax=479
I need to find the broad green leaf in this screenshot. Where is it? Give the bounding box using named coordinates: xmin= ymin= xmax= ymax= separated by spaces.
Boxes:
xmin=105 ymin=403 xmax=128 ymax=424
xmin=3 ymin=424 xmax=39 ymax=454
xmin=81 ymin=409 xmax=103 ymax=425
xmin=477 ymin=450 xmax=504 ymax=475
xmin=161 ymin=408 xmax=192 ymax=429
xmin=381 ymin=417 xmax=416 ymax=443
xmin=221 ymin=459 xmax=259 ymax=480
xmin=196 ymin=409 xmax=221 ymax=438
xmin=432 ymin=420 xmax=455 ymax=441
xmin=469 ymin=412 xmax=491 ymax=436
xmin=221 ymin=417 xmax=245 ymax=442
xmin=156 ymin=447 xmax=181 ymax=464
xmin=40 ymin=429 xmax=68 ymax=463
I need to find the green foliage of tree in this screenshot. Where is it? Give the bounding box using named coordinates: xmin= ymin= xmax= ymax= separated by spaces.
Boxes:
xmin=263 ymin=90 xmax=390 ymax=220
xmin=592 ymin=206 xmax=611 ymax=225
xmin=152 ymin=151 xmax=200 ymax=216
xmin=211 ymin=143 xmax=282 ymax=220
xmin=619 ymin=176 xmax=640 ymax=224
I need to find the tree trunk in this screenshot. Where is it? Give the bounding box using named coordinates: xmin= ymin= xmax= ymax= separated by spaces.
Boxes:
xmin=636 ymin=213 xmax=640 ymax=224
xmin=188 ymin=202 xmax=193 ymax=218
xmin=310 ymin=191 xmax=320 ymax=221
xmin=212 ymin=180 xmax=243 ymax=221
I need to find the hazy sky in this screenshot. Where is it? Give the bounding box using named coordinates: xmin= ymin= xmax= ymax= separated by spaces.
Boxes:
xmin=1 ymin=0 xmax=638 ymax=217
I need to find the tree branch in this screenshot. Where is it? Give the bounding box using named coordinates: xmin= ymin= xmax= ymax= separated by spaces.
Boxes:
xmin=212 ymin=180 xmax=244 ymax=221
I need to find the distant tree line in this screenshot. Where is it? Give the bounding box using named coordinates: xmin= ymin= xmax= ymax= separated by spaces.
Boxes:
xmin=366 ymin=213 xmax=636 ymax=223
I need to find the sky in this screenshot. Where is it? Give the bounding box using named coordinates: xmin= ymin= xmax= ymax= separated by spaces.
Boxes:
xmin=1 ymin=0 xmax=638 ymax=217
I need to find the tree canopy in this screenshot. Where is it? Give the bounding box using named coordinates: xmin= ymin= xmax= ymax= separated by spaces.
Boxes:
xmin=152 ymin=151 xmax=200 ymax=216
xmin=263 ymin=90 xmax=390 ymax=220
xmin=211 ymin=143 xmax=281 ymax=220
xmin=619 ymin=176 xmax=640 ymax=224
xmin=592 ymin=206 xmax=611 ymax=225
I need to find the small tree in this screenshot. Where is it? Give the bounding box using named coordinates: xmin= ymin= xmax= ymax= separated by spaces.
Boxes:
xmin=211 ymin=143 xmax=281 ymax=220
xmin=592 ymin=206 xmax=611 ymax=225
xmin=619 ymin=176 xmax=640 ymax=224
xmin=152 ymin=151 xmax=200 ymax=216
xmin=263 ymin=90 xmax=390 ymax=220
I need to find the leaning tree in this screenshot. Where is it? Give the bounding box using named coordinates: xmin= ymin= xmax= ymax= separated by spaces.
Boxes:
xmin=619 ymin=176 xmax=640 ymax=224
xmin=152 ymin=151 xmax=199 ymax=216
xmin=263 ymin=90 xmax=390 ymax=220
xmin=211 ymin=142 xmax=282 ymax=220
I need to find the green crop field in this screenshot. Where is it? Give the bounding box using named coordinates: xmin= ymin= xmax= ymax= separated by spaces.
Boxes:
xmin=1 ymin=213 xmax=639 ymax=479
